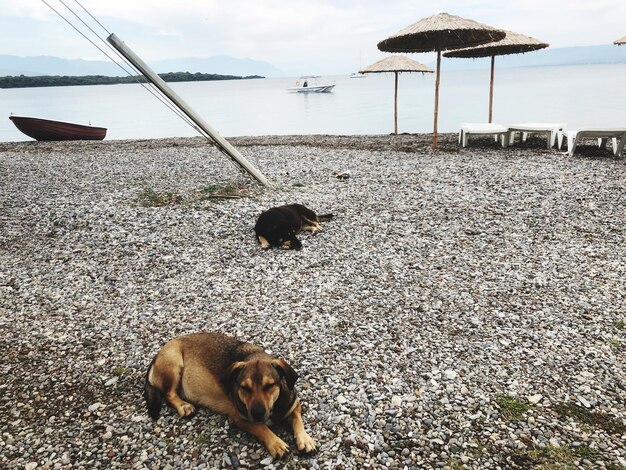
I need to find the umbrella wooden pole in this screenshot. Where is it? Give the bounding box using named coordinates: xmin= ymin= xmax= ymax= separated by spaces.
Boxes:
xmin=394 ymin=71 xmax=398 ymax=134
xmin=488 ymin=55 xmax=495 ymax=123
xmin=433 ymin=49 xmax=441 ymax=149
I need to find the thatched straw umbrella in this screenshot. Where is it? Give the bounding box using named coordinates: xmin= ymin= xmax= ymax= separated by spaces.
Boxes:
xmin=359 ymin=55 xmax=433 ymax=134
xmin=444 ymin=30 xmax=548 ymax=122
xmin=615 ymin=36 xmax=626 ymax=45
xmin=377 ymin=12 xmax=505 ymax=149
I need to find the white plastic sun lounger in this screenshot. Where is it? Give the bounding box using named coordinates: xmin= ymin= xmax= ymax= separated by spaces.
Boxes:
xmin=564 ymin=128 xmax=626 ymax=156
xmin=508 ymin=123 xmax=566 ymax=149
xmin=459 ymin=123 xmax=509 ymax=148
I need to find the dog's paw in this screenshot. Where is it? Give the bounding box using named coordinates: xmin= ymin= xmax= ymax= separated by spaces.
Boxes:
xmin=296 ymin=431 xmax=317 ymax=453
xmin=257 ymin=236 xmax=271 ymax=250
xmin=266 ymin=436 xmax=290 ymax=458
xmin=177 ymin=402 xmax=196 ymax=417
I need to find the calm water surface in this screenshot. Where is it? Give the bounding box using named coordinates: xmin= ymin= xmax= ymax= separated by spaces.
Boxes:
xmin=1 ymin=63 xmax=625 ymax=142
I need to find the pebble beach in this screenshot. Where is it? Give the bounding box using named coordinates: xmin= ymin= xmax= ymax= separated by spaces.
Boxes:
xmin=1 ymin=133 xmax=625 ymax=469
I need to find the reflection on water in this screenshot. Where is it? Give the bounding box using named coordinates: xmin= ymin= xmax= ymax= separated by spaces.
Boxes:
xmin=1 ymin=64 xmax=625 ymax=141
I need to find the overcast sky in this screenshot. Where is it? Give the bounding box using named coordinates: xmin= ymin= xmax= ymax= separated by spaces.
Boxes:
xmin=1 ymin=0 xmax=625 ymax=74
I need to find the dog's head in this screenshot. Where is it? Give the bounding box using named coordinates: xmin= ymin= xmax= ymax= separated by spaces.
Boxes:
xmin=227 ymin=358 xmax=298 ymax=422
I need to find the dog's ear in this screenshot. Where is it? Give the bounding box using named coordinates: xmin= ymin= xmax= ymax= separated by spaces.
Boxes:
xmin=272 ymin=358 xmax=298 ymax=390
xmin=226 ymin=361 xmax=246 ymax=387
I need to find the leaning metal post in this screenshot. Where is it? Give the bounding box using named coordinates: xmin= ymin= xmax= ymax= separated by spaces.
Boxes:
xmin=107 ymin=33 xmax=273 ymax=188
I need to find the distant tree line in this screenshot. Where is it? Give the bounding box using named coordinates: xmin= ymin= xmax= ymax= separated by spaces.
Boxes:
xmin=0 ymin=72 xmax=264 ymax=89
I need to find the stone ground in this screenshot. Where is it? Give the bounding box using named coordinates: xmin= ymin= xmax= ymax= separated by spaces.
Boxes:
xmin=0 ymin=133 xmax=625 ymax=469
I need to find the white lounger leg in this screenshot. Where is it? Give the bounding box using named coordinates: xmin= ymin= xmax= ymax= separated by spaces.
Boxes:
xmin=598 ymin=138 xmax=607 ymax=150
xmin=548 ymin=131 xmax=556 ymax=149
xmin=612 ymin=138 xmax=618 ymax=155
xmin=617 ymin=134 xmax=625 ymax=156
xmin=567 ymin=133 xmax=577 ymax=156
xmin=500 ymin=133 xmax=509 ymax=147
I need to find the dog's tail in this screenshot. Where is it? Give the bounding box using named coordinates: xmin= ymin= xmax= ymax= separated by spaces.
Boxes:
xmin=318 ymin=213 xmax=334 ymax=222
xmin=144 ymin=362 xmax=164 ymax=420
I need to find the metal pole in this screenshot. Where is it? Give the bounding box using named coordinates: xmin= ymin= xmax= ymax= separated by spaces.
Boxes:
xmin=489 ymin=55 xmax=495 ymax=123
xmin=106 ymin=33 xmax=273 ymax=188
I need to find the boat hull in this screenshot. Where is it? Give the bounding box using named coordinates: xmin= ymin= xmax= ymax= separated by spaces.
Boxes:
xmin=9 ymin=116 xmax=107 ymax=141
xmin=286 ymin=85 xmax=335 ymax=93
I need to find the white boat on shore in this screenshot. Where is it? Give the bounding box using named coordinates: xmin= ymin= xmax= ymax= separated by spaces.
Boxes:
xmin=286 ymin=76 xmax=335 ymax=93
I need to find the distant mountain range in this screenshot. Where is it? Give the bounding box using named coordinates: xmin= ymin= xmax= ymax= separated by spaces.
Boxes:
xmin=434 ymin=44 xmax=626 ymax=71
xmin=0 ymin=54 xmax=283 ymax=78
xmin=0 ymin=55 xmax=118 ymax=77
xmin=1 ymin=45 xmax=625 ymax=78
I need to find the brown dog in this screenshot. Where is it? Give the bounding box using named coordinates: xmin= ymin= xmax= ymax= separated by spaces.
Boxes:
xmin=144 ymin=332 xmax=316 ymax=458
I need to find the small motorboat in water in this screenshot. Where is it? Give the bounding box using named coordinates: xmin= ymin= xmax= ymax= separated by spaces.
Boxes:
xmin=286 ymin=76 xmax=335 ymax=93
xmin=9 ymin=115 xmax=107 ymax=141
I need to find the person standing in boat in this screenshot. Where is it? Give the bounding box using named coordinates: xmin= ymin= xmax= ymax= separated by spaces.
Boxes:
xmin=303 ymin=80 xmax=308 ymax=87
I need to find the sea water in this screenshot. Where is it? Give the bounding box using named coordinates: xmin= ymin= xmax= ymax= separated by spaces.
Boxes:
xmin=1 ymin=63 xmax=625 ymax=142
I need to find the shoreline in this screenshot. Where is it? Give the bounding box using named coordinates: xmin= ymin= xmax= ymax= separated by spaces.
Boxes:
xmin=2 ymin=131 xmax=625 ymax=154
xmin=1 ymin=134 xmax=625 ymax=469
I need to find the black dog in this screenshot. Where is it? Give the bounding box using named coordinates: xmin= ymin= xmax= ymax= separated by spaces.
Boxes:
xmin=254 ymin=204 xmax=333 ymax=250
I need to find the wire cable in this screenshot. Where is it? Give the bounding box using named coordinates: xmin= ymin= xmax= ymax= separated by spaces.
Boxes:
xmin=67 ymin=0 xmax=199 ymax=130
xmin=40 ymin=0 xmax=208 ymax=137
xmin=72 ymin=0 xmax=111 ymax=35
xmin=40 ymin=0 xmax=249 ymax=178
